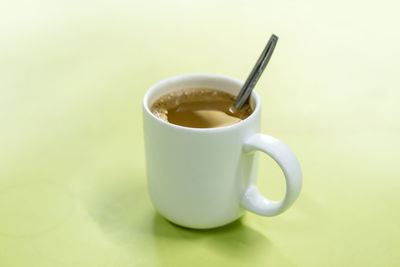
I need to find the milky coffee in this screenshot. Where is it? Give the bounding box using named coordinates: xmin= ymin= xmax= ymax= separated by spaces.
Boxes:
xmin=150 ymin=88 xmax=253 ymax=128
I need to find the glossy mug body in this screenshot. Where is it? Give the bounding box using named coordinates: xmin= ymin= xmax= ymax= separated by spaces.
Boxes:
xmin=143 ymin=74 xmax=302 ymax=229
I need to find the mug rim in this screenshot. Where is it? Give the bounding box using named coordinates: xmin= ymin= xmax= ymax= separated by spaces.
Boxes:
xmin=143 ymin=73 xmax=261 ymax=132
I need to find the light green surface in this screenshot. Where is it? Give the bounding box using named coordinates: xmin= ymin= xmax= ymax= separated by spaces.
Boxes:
xmin=1 ymin=1 xmax=399 ymax=266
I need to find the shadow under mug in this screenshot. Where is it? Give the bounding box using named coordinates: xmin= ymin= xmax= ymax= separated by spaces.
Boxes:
xmin=143 ymin=74 xmax=302 ymax=229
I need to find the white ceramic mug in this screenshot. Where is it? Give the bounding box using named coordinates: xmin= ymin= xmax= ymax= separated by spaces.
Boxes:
xmin=143 ymin=74 xmax=302 ymax=229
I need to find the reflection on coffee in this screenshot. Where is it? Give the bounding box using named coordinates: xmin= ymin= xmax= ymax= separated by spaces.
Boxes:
xmin=150 ymin=88 xmax=253 ymax=128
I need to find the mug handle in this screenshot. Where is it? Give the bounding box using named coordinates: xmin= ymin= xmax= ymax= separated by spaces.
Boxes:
xmin=241 ymin=133 xmax=302 ymax=216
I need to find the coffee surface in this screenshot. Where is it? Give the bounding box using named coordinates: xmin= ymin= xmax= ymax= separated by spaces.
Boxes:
xmin=150 ymin=88 xmax=253 ymax=128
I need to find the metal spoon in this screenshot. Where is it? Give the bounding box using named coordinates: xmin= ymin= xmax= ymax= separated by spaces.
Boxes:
xmin=233 ymin=34 xmax=279 ymax=110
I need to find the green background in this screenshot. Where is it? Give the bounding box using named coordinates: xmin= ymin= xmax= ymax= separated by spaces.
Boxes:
xmin=1 ymin=0 xmax=399 ymax=266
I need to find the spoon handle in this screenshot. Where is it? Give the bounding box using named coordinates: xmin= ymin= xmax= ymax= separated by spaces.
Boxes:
xmin=234 ymin=34 xmax=278 ymax=110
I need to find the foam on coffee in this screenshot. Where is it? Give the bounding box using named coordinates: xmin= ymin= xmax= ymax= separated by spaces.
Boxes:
xmin=150 ymin=88 xmax=253 ymax=128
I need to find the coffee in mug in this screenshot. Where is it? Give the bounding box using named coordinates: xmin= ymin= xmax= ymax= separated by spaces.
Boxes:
xmin=150 ymin=88 xmax=253 ymax=128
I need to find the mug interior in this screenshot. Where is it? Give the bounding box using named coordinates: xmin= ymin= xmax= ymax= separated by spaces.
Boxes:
xmin=143 ymin=74 xmax=259 ymax=126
